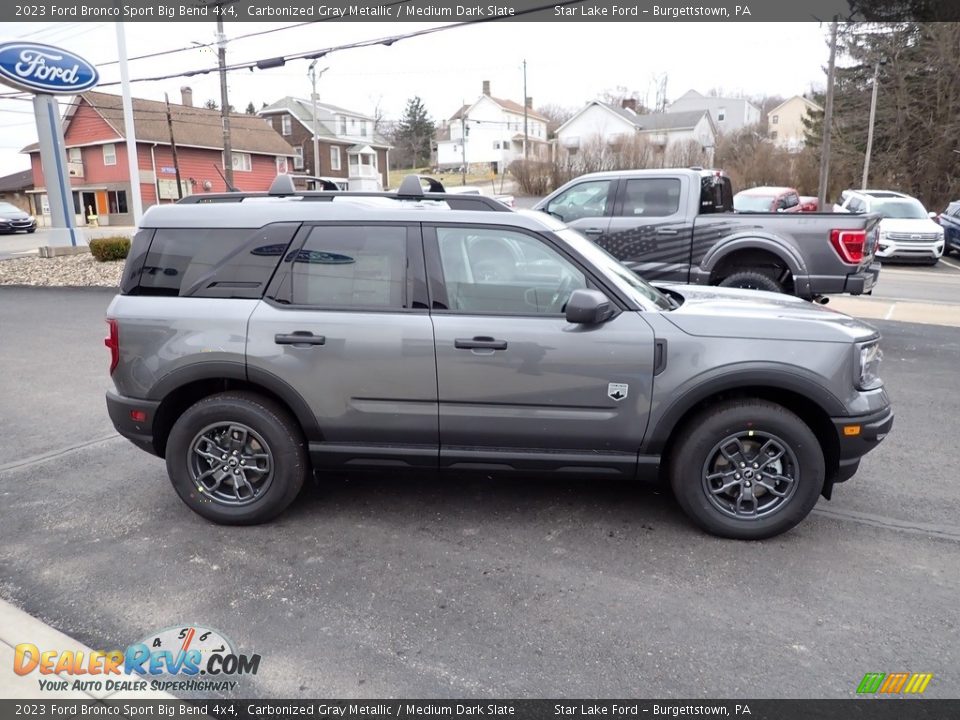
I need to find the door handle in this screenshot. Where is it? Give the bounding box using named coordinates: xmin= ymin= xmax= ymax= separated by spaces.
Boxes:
xmin=275 ymin=331 xmax=326 ymax=346
xmin=656 ymin=228 xmax=679 ymax=235
xmin=581 ymin=227 xmax=604 ymax=236
xmin=455 ymin=336 xmax=508 ymax=351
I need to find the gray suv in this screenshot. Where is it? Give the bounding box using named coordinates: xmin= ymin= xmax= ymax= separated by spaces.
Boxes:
xmin=105 ymin=176 xmax=893 ymax=540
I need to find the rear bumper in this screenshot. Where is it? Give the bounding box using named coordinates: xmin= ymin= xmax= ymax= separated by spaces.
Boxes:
xmin=106 ymin=389 xmax=161 ymax=457
xmin=806 ymin=261 xmax=881 ymax=297
xmin=830 ymin=405 xmax=894 ymax=483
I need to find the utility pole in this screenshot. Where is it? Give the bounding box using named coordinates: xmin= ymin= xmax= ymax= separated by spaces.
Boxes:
xmin=522 ymin=59 xmax=529 ymax=162
xmin=164 ymin=93 xmax=183 ymax=200
xmin=861 ymin=59 xmax=881 ymax=190
xmin=216 ymin=15 xmax=234 ymax=188
xmin=817 ymin=17 xmax=838 ymax=210
xmin=460 ymin=99 xmax=467 ymax=187
xmin=308 ymin=62 xmax=327 ymax=177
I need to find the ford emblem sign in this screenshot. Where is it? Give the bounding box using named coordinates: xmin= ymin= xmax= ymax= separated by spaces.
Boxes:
xmin=0 ymin=42 xmax=99 ymax=95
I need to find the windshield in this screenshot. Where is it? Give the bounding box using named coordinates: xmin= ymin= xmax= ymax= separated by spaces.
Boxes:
xmin=0 ymin=202 xmax=22 ymax=214
xmin=554 ymin=228 xmax=674 ymax=311
xmin=734 ymin=194 xmax=775 ymax=213
xmin=872 ymin=198 xmax=928 ymax=219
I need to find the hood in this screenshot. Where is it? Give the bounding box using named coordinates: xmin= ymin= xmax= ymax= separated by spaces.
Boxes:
xmin=656 ymin=284 xmax=879 ymax=343
xmin=878 ymin=217 xmax=942 ymax=234
xmin=0 ymin=209 xmax=30 ymax=220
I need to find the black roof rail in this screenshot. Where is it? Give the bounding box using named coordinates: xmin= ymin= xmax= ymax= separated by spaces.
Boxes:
xmin=175 ymin=173 xmax=510 ymax=212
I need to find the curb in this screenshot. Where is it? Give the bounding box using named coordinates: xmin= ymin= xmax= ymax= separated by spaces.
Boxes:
xmin=0 ymin=598 xmax=176 ymax=700
xmin=827 ymin=295 xmax=960 ymax=329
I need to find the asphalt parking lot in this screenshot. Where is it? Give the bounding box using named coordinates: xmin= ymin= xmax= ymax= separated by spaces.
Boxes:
xmin=0 ymin=285 xmax=958 ymax=699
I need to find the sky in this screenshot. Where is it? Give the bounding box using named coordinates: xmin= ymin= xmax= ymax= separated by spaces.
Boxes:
xmin=0 ymin=21 xmax=832 ymax=175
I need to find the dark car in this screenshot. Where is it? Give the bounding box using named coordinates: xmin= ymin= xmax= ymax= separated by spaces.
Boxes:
xmin=937 ymin=200 xmax=960 ymax=255
xmin=0 ymin=201 xmax=37 ymax=234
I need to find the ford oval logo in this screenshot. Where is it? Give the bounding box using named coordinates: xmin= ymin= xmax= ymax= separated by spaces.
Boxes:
xmin=0 ymin=42 xmax=99 ymax=95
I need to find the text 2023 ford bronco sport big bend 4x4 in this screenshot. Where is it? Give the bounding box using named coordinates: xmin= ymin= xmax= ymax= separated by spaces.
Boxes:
xmin=105 ymin=176 xmax=893 ymax=540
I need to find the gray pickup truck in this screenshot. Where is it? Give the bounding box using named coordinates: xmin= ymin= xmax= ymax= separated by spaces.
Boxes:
xmin=535 ymin=169 xmax=881 ymax=300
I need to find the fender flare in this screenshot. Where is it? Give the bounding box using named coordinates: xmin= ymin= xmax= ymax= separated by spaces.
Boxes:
xmin=147 ymin=361 xmax=321 ymax=441
xmin=642 ymin=363 xmax=846 ymax=455
xmin=699 ymin=233 xmax=809 ymax=281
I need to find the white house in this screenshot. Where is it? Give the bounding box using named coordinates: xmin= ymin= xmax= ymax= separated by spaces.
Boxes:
xmin=555 ymin=100 xmax=718 ymax=164
xmin=667 ymin=89 xmax=761 ymax=133
xmin=767 ymin=95 xmax=822 ymax=152
xmin=434 ymin=81 xmax=549 ymax=172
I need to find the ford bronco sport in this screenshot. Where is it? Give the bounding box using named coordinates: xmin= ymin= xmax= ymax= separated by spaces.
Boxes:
xmin=105 ymin=176 xmax=893 ymax=540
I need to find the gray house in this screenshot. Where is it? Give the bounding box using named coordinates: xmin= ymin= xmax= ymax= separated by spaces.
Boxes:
xmin=667 ymin=90 xmax=761 ymax=133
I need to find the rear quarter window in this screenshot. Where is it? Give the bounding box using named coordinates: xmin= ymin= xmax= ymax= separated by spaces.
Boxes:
xmin=130 ymin=223 xmax=299 ymax=298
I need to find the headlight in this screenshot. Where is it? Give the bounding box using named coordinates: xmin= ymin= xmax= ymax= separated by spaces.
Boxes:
xmin=856 ymin=340 xmax=883 ymax=390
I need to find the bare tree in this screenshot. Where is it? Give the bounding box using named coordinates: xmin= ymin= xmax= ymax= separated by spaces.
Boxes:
xmin=537 ymin=103 xmax=577 ymax=138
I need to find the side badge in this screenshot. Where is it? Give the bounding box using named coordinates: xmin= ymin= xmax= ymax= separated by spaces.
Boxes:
xmin=607 ymin=383 xmax=628 ymax=401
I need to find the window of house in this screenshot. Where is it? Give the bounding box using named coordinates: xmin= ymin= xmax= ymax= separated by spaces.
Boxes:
xmin=717 ymin=108 xmax=726 ymax=122
xmin=436 ymin=226 xmax=587 ymax=315
xmin=330 ymin=146 xmax=341 ymax=171
xmin=339 ymin=117 xmax=347 ymax=135
xmin=290 ymin=225 xmax=409 ymax=309
xmin=281 ymin=115 xmax=292 ymax=136
xmin=68 ymin=147 xmax=81 ymax=163
xmin=294 ymin=146 xmax=304 ymax=170
xmin=107 ymin=190 xmax=128 ymax=214
xmin=231 ymin=152 xmax=252 ymax=172
xmin=772 ymin=114 xmax=779 ymax=125
xmin=102 ymin=143 xmax=116 ymax=166
xmin=361 ymin=122 xmax=368 ymax=138
xmin=771 ymin=130 xmax=778 ymax=140
xmin=276 ymin=156 xmax=289 ymax=174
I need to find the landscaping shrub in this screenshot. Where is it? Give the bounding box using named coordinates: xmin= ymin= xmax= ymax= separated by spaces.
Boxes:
xmin=89 ymin=236 xmax=131 ymax=262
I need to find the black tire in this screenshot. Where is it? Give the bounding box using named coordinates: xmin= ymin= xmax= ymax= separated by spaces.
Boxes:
xmin=165 ymin=391 xmax=308 ymax=525
xmin=669 ymin=399 xmax=824 ymax=540
xmin=27 ymin=228 xmax=36 ymax=234
xmin=717 ymin=270 xmax=783 ymax=293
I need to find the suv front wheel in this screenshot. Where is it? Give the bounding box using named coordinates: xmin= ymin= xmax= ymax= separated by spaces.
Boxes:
xmin=669 ymin=399 xmax=824 ymax=540
xmin=165 ymin=391 xmax=308 ymax=524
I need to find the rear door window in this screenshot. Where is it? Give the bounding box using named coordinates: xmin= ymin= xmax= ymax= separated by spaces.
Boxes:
xmin=618 ymin=178 xmax=682 ymax=217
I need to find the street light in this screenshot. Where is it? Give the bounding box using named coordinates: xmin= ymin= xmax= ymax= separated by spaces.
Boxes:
xmin=861 ymin=58 xmax=886 ymax=190
xmin=307 ymin=61 xmax=329 ymax=177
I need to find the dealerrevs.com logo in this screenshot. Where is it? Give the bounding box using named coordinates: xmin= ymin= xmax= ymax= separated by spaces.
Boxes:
xmin=13 ymin=625 xmax=260 ymax=694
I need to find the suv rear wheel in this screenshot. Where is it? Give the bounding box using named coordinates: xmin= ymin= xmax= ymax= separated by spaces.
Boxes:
xmin=669 ymin=399 xmax=824 ymax=540
xmin=165 ymin=391 xmax=308 ymax=524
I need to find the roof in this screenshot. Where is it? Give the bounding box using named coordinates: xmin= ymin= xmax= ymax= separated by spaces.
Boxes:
xmin=556 ymin=102 xmax=714 ymax=136
xmin=44 ymin=91 xmax=295 ymax=156
xmin=737 ymin=186 xmax=796 ymax=195
xmin=258 ymin=96 xmax=391 ymax=147
xmin=670 ymin=89 xmax=761 ymax=111
xmin=0 ymin=169 xmax=33 ymax=192
xmin=767 ymin=95 xmax=823 ymax=116
xmin=453 ymin=95 xmax=547 ymax=122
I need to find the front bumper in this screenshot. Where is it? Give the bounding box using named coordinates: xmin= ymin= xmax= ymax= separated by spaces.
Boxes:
xmin=0 ymin=219 xmax=36 ymax=233
xmin=876 ymin=239 xmax=943 ymax=261
xmin=830 ymin=405 xmax=894 ymax=484
xmin=106 ymin=389 xmax=161 ymax=457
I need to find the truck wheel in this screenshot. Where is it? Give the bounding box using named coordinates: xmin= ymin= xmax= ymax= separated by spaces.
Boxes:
xmin=718 ymin=270 xmax=782 ymax=293
xmin=669 ymin=399 xmax=824 ymax=540
xmin=165 ymin=391 xmax=308 ymax=525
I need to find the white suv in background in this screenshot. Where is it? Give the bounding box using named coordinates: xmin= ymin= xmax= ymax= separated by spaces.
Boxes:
xmin=834 ymin=190 xmax=944 ymax=265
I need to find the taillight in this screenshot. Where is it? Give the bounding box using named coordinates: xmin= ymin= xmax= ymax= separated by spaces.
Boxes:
xmin=830 ymin=229 xmax=866 ymax=264
xmin=105 ymin=318 xmax=119 ymax=374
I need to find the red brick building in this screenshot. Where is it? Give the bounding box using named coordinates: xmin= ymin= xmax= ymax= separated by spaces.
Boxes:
xmin=24 ymin=88 xmax=294 ymax=227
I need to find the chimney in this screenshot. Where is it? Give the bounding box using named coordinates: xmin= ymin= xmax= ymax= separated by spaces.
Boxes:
xmin=482 ymin=80 xmax=491 ymax=96
xmin=525 ymin=96 xmax=533 ymax=109
xmin=621 ymin=98 xmax=637 ymax=112
xmin=180 ymin=86 xmax=193 ymax=107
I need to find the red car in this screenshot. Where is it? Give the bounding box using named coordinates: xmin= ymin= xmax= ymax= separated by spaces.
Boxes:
xmin=733 ymin=186 xmax=803 ymax=213
xmin=798 ymin=196 xmax=819 ymax=212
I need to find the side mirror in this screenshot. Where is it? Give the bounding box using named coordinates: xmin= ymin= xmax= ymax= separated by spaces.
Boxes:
xmin=928 ymin=211 xmax=938 ymax=219
xmin=565 ymin=289 xmax=615 ymax=325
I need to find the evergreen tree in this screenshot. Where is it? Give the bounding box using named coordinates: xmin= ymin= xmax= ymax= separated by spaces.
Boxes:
xmin=393 ymin=97 xmax=436 ymax=169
